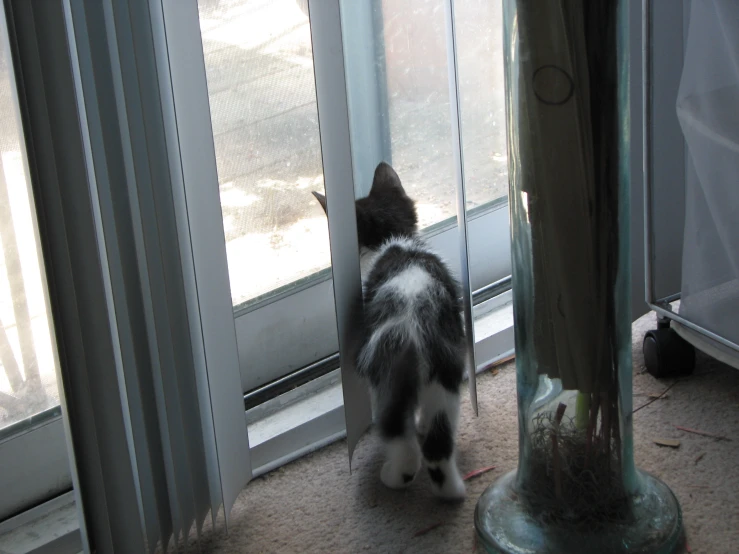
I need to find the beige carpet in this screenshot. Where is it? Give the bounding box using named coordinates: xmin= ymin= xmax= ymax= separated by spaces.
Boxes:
xmin=193 ymin=313 xmax=739 ymax=553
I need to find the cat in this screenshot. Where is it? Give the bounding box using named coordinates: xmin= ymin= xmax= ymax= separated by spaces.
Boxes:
xmin=312 ymin=162 xmax=466 ymax=500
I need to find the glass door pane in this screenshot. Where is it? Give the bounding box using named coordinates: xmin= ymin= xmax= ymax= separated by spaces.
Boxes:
xmin=345 ymin=0 xmax=507 ymax=229
xmin=0 ymin=15 xmax=70 ymax=520
xmin=198 ymin=0 xmax=329 ymax=308
xmin=451 ymin=0 xmax=508 ymax=210
xmin=0 ymin=40 xmax=60 ymax=435
xmin=342 ymin=0 xmax=510 ymax=289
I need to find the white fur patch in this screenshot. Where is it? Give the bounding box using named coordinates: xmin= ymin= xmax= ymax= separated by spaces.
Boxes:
xmin=381 ymin=437 xmax=422 ymax=489
xmin=361 ymin=236 xmax=439 ymax=284
xmin=382 ymin=265 xmax=432 ymax=299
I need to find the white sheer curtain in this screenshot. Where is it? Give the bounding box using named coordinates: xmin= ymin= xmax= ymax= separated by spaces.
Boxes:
xmin=677 ymin=0 xmax=739 ymax=364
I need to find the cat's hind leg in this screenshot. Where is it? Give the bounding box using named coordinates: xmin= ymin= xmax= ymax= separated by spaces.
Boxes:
xmin=418 ymin=382 xmax=465 ymax=499
xmin=379 ymin=412 xmax=422 ymax=489
xmin=375 ymin=349 xmax=422 ymax=489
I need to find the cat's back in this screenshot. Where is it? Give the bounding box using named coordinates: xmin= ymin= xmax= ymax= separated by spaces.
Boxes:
xmin=357 ymin=235 xmax=464 ymax=385
xmin=363 ymin=236 xmax=460 ymax=315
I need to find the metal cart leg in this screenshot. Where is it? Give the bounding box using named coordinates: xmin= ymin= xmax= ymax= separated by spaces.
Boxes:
xmin=641 ymin=0 xmax=696 ymax=380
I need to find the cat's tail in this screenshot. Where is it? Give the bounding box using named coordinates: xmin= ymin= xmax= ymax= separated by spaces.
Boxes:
xmin=356 ymin=325 xmax=415 ymax=386
xmin=375 ymin=341 xmax=420 ymax=434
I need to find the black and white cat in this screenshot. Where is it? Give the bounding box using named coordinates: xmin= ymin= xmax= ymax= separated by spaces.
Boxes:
xmin=313 ymin=162 xmax=466 ymax=500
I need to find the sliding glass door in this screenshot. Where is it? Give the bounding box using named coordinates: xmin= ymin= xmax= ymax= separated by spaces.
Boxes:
xmin=195 ymin=0 xmax=512 ymax=396
xmin=0 ymin=0 xmax=512 ymax=519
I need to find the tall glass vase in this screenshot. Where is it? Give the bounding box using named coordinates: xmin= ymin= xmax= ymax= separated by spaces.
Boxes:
xmin=475 ymin=2 xmax=684 ymax=553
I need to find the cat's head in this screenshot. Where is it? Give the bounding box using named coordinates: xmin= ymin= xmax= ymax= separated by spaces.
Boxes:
xmin=312 ymin=162 xmax=418 ymax=250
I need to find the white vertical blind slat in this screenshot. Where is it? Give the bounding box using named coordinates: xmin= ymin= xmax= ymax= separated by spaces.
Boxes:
xmin=308 ymin=0 xmax=374 ymax=465
xmin=444 ymin=0 xmax=479 ymax=414
xmin=159 ymin=0 xmax=252 ymax=524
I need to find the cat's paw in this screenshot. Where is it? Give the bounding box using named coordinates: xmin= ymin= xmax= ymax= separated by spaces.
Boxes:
xmin=381 ymin=461 xmax=418 ymax=489
xmin=428 ymin=462 xmax=466 ymax=500
xmin=433 ymin=471 xmax=466 ymax=500
xmin=380 ymin=440 xmax=422 ymax=489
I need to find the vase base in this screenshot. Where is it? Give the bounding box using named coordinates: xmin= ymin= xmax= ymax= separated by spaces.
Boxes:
xmin=475 ymin=469 xmax=684 ymax=554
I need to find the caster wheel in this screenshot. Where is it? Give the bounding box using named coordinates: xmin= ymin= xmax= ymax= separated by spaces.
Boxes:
xmin=643 ymin=326 xmax=696 ymax=378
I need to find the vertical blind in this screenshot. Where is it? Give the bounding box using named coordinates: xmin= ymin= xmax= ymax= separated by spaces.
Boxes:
xmin=7 ymin=0 xmax=251 ymax=551
xmin=5 ymin=0 xmax=481 ymax=551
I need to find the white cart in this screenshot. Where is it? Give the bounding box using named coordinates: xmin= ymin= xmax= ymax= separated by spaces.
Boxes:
xmin=642 ymin=0 xmax=739 ymax=376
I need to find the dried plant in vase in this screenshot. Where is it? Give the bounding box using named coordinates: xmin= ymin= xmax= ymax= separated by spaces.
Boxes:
xmin=474 ymin=1 xmax=684 ymax=552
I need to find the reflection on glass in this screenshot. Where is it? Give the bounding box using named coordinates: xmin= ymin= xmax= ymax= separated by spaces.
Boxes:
xmin=197 ymin=0 xmax=507 ymax=308
xmin=453 ymin=0 xmax=508 ymax=208
xmin=0 ymin=41 xmax=60 ymax=432
xmin=198 ymin=0 xmax=330 ymax=307
xmin=375 ymin=0 xmax=507 ymax=228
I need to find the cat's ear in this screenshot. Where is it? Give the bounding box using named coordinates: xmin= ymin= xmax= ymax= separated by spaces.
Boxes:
xmin=370 ymin=162 xmax=404 ymax=197
xmin=312 ymin=191 xmax=328 ymax=215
